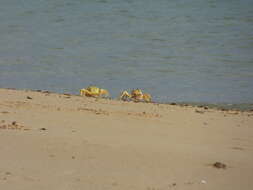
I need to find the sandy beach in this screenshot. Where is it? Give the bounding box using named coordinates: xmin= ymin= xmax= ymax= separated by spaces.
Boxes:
xmin=0 ymin=88 xmax=252 ymax=190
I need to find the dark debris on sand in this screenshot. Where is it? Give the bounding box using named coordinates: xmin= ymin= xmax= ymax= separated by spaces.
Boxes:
xmin=213 ymin=162 xmax=227 ymax=169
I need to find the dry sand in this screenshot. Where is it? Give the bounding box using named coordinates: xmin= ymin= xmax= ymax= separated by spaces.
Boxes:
xmin=0 ymin=88 xmax=253 ymax=190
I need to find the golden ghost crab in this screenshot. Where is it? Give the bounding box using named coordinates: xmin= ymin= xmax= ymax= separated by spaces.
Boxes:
xmin=119 ymin=89 xmax=152 ymax=102
xmin=80 ymin=86 xmax=109 ymax=98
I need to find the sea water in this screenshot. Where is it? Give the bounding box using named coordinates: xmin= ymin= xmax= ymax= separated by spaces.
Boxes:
xmin=0 ymin=0 xmax=253 ymax=108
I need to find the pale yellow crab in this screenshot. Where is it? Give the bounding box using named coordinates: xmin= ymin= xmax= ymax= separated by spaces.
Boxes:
xmin=119 ymin=89 xmax=152 ymax=102
xmin=80 ymin=86 xmax=109 ymax=98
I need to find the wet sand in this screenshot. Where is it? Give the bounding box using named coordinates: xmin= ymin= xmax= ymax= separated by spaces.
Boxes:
xmin=0 ymin=88 xmax=253 ymax=190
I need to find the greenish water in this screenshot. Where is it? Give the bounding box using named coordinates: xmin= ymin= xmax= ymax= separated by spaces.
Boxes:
xmin=0 ymin=0 xmax=253 ymax=110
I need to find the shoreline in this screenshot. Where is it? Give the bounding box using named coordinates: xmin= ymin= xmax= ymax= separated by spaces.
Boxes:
xmin=2 ymin=87 xmax=253 ymax=112
xmin=0 ymin=88 xmax=253 ymax=190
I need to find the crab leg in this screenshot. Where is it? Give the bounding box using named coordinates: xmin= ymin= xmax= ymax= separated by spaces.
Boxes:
xmin=119 ymin=90 xmax=131 ymax=100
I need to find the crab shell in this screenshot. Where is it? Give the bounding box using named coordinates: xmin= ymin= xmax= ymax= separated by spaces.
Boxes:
xmin=131 ymin=89 xmax=143 ymax=99
xmin=80 ymin=86 xmax=109 ymax=97
xmin=131 ymin=89 xmax=151 ymax=102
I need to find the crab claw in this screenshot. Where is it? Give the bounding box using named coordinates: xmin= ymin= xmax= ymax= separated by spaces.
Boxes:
xmin=143 ymin=93 xmax=152 ymax=102
xmin=100 ymin=89 xmax=109 ymax=97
